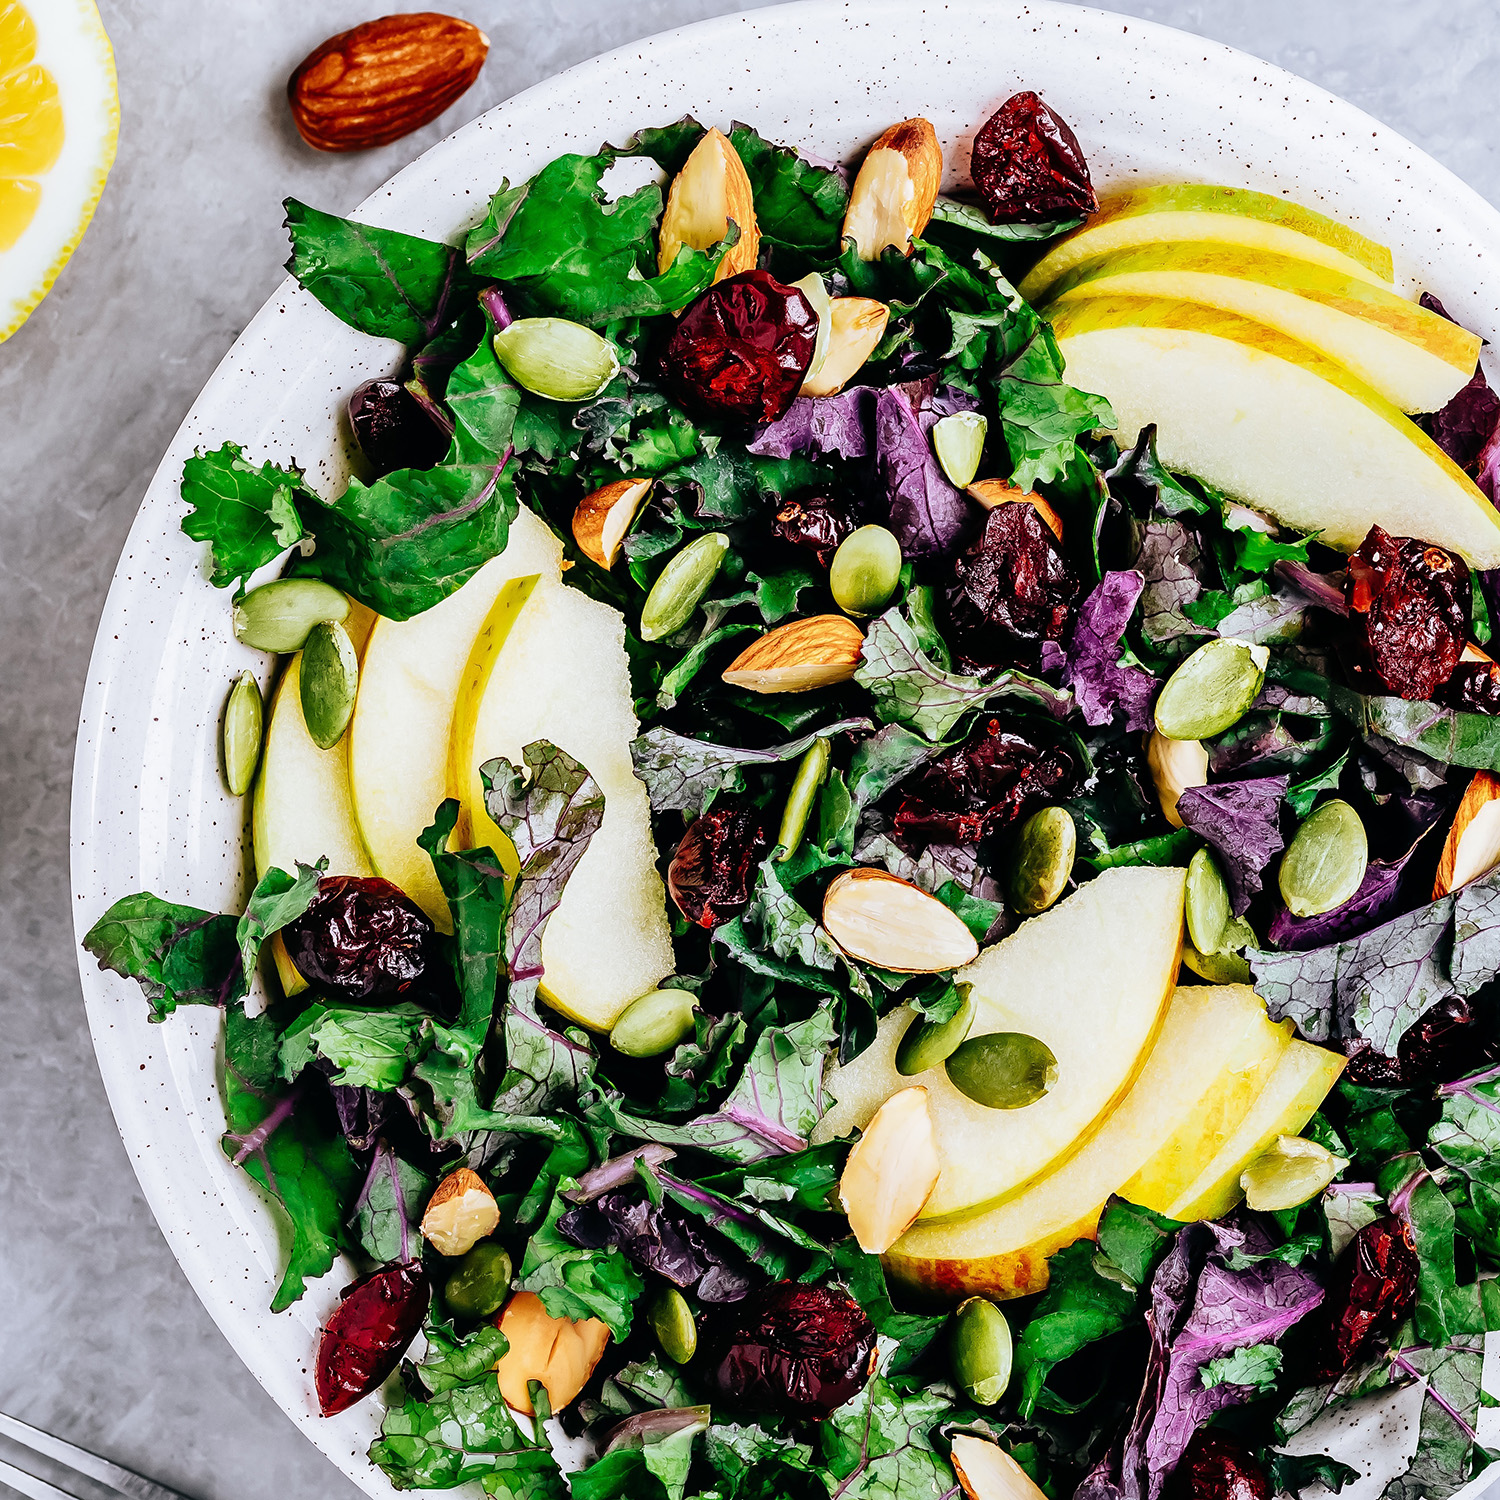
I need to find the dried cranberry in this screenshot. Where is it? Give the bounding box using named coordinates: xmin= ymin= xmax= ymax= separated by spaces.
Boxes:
xmin=662 ymin=269 xmax=819 ymax=427
xmin=772 ymin=495 xmax=855 ymax=569
xmin=1438 ymin=658 xmax=1500 ymax=715
xmin=970 ymin=92 xmax=1097 ymax=224
xmin=281 ymin=875 xmax=439 ymax=1004
xmin=667 ymin=804 xmax=768 ymax=929
xmin=315 ymin=1260 xmax=429 ymax=1415
xmin=892 ymin=717 xmax=1076 ymax=847
xmin=1344 ymin=995 xmax=1491 ymax=1087
xmin=1164 ymin=1432 xmax=1270 ymax=1500
xmin=1345 ymin=525 xmax=1469 ymax=701
xmin=947 ymin=504 xmax=1080 ymax=669
xmin=348 ymin=379 xmax=451 ymax=477
xmin=1308 ymin=1215 xmax=1418 ymax=1381
xmin=708 ymin=1282 xmax=876 ymax=1419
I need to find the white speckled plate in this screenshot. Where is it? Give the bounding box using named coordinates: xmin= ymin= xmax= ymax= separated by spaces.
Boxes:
xmin=69 ymin=3 xmax=1500 ymax=1494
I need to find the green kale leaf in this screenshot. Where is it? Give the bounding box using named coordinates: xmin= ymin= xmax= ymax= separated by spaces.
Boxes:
xmin=1199 ymin=1341 xmax=1283 ymax=1391
xmin=276 ymin=1000 xmax=430 ymax=1091
xmin=81 ymin=893 xmax=239 ymax=1022
xmin=180 ymin=443 xmax=307 ymax=588
xmin=517 ymin=1181 xmax=644 ymax=1338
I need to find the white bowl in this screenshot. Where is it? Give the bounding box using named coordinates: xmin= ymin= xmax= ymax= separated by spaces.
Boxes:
xmin=70 ymin=2 xmax=1500 ymax=1494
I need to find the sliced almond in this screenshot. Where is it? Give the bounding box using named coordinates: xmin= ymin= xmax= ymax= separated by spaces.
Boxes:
xmin=572 ymin=477 xmax=652 ymax=569
xmin=822 ymin=868 xmax=979 ymax=973
xmin=420 ymin=1167 xmax=500 ymax=1257
xmin=1462 ymin=642 xmax=1494 ymax=663
xmin=949 ymin=1435 xmax=1049 ymax=1500
xmin=658 ymin=126 xmax=759 ymax=281
xmin=800 ymin=298 xmax=890 ymax=397
xmin=495 ymin=1290 xmax=610 ymax=1414
xmin=1146 ymin=730 xmax=1209 ymax=830
xmin=967 ymin=479 xmax=1064 ymax=542
xmin=1434 ymin=770 xmax=1500 ymax=897
xmin=721 ymin=614 xmax=864 ymax=694
xmin=839 ymin=1086 xmax=940 ymax=1252
xmin=842 ymin=117 xmax=942 ymax=260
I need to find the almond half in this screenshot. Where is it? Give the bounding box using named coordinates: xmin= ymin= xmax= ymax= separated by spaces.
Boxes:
xmin=572 ymin=477 xmax=652 ymax=569
xmin=420 ymin=1167 xmax=500 ymax=1257
xmin=800 ymin=298 xmax=890 ymax=397
xmin=721 ymin=614 xmax=864 ymax=693
xmin=658 ymin=126 xmax=760 ymax=281
xmin=967 ymin=479 xmax=1064 ymax=542
xmin=949 ymin=1435 xmax=1049 ymax=1500
xmin=1434 ymin=770 xmax=1500 ymax=897
xmin=822 ymin=868 xmax=980 ymax=973
xmin=843 ymin=118 xmax=943 ymax=260
xmin=839 ymin=1086 xmax=940 ymax=1253
xmin=1146 ymin=730 xmax=1208 ymax=830
xmin=495 ymin=1291 xmax=610 ymax=1414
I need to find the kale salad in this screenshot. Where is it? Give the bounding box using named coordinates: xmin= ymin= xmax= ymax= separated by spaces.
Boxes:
xmin=83 ymin=92 xmax=1500 ymax=1500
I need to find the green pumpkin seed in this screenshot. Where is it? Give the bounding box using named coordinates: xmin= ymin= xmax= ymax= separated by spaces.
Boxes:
xmin=640 ymin=532 xmax=729 ymax=641
xmin=777 ymin=738 xmax=831 ymax=861
xmin=896 ymin=984 xmax=977 ymax=1076
xmin=1181 ymin=944 xmax=1252 ymax=984
xmin=232 ymin=578 xmax=349 ymax=653
xmin=1153 ymin=638 xmax=1270 ymax=740
xmin=932 ymin=412 xmax=988 ymax=488
xmin=1279 ymin=798 xmax=1368 ymax=918
xmin=1239 ymin=1134 xmax=1348 ymax=1211
xmin=1008 ymin=806 xmax=1076 ymax=915
xmin=649 ymin=1286 xmax=698 ymax=1365
xmin=794 ymin=273 xmax=832 ymax=382
xmin=610 ymin=986 xmax=699 ymax=1058
xmin=222 ymin=671 xmax=264 ymax=796
xmin=951 ymin=1296 xmax=1012 ymax=1406
xmin=299 ymin=620 xmax=359 ymax=750
xmin=493 ymin=317 xmax=620 ymax=401
xmin=946 ymin=1031 xmax=1057 ymax=1110
xmin=444 ymin=1241 xmax=512 ymax=1319
xmin=829 ymin=525 xmax=902 ymax=618
xmin=1185 ymin=847 xmax=1232 ymax=955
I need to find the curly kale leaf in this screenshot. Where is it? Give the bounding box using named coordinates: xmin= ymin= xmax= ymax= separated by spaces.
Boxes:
xmin=179 ymin=443 xmax=307 ymax=589
xmin=518 ymin=1181 xmax=644 ymax=1339
xmin=276 ymin=1001 xmax=431 ymax=1091
xmin=819 ymin=1367 xmax=961 ymax=1500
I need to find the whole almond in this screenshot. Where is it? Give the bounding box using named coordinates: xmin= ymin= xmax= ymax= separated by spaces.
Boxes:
xmin=288 ymin=13 xmax=489 ymax=153
xmin=420 ymin=1166 xmax=500 ymax=1257
xmin=821 ymin=867 xmax=979 ymax=973
xmin=842 ymin=117 xmax=943 ymax=260
xmin=721 ymin=614 xmax=864 ymax=694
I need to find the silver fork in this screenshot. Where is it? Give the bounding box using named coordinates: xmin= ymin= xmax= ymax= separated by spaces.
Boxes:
xmin=0 ymin=1411 xmax=194 ymax=1500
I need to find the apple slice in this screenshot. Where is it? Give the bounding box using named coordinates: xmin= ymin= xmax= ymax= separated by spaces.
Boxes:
xmin=448 ymin=576 xmax=675 ymax=1032
xmin=1046 ymin=243 xmax=1479 ymax=413
xmin=346 ymin=506 xmax=564 ymax=931
xmin=884 ymin=983 xmax=1291 ymax=1301
xmin=814 ymin=865 xmax=1185 ymax=1221
xmin=1163 ymin=1038 xmax=1347 ymax=1222
xmin=252 ymin=601 xmax=375 ymax=996
xmin=1049 ymin=294 xmax=1500 ymax=567
xmin=1018 ymin=183 xmax=1394 ymax=303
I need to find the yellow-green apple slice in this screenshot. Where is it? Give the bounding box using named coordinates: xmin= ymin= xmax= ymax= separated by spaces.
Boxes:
xmin=1118 ymin=986 xmax=1292 ymax=1211
xmin=1163 ymin=1038 xmax=1347 ymax=1222
xmin=448 ymin=576 xmax=674 ymax=1032
xmin=1045 ymin=244 xmax=1479 ymax=413
xmin=252 ymin=601 xmax=376 ymax=996
xmin=882 ymin=983 xmax=1288 ymax=1301
xmin=1049 ymin=294 xmax=1500 ymax=566
xmin=813 ymin=865 xmax=1185 ymax=1221
xmin=347 ymin=507 xmax=563 ymax=931
xmin=1018 ymin=183 xmax=1394 ymax=303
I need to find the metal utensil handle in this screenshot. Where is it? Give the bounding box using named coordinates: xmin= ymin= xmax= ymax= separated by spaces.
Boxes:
xmin=0 ymin=1413 xmax=194 ymax=1500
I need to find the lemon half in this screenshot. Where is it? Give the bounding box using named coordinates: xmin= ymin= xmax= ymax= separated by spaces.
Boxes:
xmin=1 ymin=0 xmax=117 ymax=343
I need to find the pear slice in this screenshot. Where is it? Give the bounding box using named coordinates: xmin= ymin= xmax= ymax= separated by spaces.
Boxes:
xmin=884 ymin=984 xmax=1297 ymax=1300
xmin=1046 ymin=243 xmax=1479 ymax=413
xmin=448 ymin=576 xmax=674 ymax=1032
xmin=658 ymin=126 xmax=759 ymax=282
xmin=1018 ymin=183 xmax=1394 ymax=303
xmin=814 ymin=865 xmax=1185 ymax=1221
xmin=1050 ymin=294 xmax=1500 ymax=567
xmin=346 ymin=506 xmax=563 ymax=931
xmin=252 ymin=601 xmax=375 ymax=996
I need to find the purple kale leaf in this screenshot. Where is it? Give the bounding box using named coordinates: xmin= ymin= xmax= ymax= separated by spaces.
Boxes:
xmin=1064 ymin=570 xmax=1157 ymax=730
xmin=747 ymin=389 xmax=873 ymax=460
xmin=874 ymin=385 xmax=980 ymax=560
xmin=1267 ymin=853 xmax=1413 ymax=951
xmin=1176 ymin=776 xmax=1289 ymax=915
xmin=1421 ymin=295 xmax=1500 ymax=477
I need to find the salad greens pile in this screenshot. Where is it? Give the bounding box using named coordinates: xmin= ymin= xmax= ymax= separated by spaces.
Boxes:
xmin=83 ymin=111 xmax=1500 ymax=1500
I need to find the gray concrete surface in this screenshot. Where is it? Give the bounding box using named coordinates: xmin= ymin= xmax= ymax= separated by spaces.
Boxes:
xmin=3 ymin=2 xmax=1500 ymax=1497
